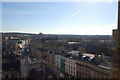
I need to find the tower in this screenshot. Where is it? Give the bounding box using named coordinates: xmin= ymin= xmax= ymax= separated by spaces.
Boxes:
xmin=118 ymin=0 xmax=120 ymax=62
xmin=112 ymin=0 xmax=120 ymax=78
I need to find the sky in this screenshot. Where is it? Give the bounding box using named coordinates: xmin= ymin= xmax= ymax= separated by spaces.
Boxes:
xmin=2 ymin=2 xmax=118 ymax=35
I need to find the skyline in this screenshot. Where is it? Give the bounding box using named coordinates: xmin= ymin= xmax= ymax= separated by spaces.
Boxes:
xmin=2 ymin=2 xmax=118 ymax=35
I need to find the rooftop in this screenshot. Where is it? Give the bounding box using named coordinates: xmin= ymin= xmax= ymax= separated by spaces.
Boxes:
xmin=82 ymin=53 xmax=95 ymax=59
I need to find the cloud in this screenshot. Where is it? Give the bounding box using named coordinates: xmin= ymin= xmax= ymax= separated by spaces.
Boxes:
xmin=70 ymin=9 xmax=80 ymax=18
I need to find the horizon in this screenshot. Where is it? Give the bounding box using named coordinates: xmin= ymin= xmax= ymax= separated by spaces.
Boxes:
xmin=1 ymin=32 xmax=113 ymax=36
xmin=2 ymin=2 xmax=118 ymax=35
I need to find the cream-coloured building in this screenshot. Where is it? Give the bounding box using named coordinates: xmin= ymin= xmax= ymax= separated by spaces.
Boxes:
xmin=64 ymin=56 xmax=77 ymax=78
xmin=54 ymin=54 xmax=61 ymax=72
xmin=46 ymin=50 xmax=112 ymax=78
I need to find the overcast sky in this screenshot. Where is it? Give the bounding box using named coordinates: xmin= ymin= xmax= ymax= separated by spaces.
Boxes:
xmin=2 ymin=2 xmax=118 ymax=35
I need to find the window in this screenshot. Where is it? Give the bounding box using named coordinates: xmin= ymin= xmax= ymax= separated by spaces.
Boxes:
xmin=5 ymin=75 xmax=8 ymax=78
xmin=107 ymin=70 xmax=110 ymax=74
xmin=102 ymin=76 xmax=106 ymax=78
xmin=69 ymin=70 xmax=71 ymax=73
xmin=74 ymin=72 xmax=75 ymax=76
xmin=12 ymin=74 xmax=14 ymax=77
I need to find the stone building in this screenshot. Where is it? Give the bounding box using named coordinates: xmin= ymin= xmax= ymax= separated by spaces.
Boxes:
xmin=46 ymin=50 xmax=111 ymax=78
xmin=112 ymin=0 xmax=120 ymax=78
xmin=76 ymin=58 xmax=111 ymax=78
xmin=64 ymin=56 xmax=77 ymax=78
xmin=20 ymin=56 xmax=42 ymax=78
xmin=2 ymin=52 xmax=22 ymax=79
xmin=47 ymin=50 xmax=55 ymax=71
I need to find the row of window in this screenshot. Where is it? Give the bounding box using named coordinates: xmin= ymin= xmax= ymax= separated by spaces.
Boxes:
xmin=77 ymin=61 xmax=110 ymax=75
xmin=77 ymin=65 xmax=109 ymax=78
xmin=3 ymin=72 xmax=21 ymax=78
xmin=65 ymin=59 xmax=76 ymax=65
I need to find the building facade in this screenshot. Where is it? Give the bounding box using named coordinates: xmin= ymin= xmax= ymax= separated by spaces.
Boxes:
xmin=47 ymin=51 xmax=55 ymax=71
xmin=47 ymin=50 xmax=111 ymax=78
xmin=64 ymin=57 xmax=76 ymax=78
xmin=76 ymin=60 xmax=111 ymax=78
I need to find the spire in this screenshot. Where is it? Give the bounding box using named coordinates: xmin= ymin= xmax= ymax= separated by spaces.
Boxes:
xmin=118 ymin=0 xmax=120 ymax=29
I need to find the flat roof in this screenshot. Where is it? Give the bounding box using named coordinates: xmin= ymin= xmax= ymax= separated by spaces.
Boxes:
xmin=82 ymin=53 xmax=95 ymax=59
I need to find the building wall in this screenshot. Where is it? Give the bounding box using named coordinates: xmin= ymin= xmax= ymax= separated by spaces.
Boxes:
xmin=20 ymin=58 xmax=29 ymax=78
xmin=64 ymin=57 xmax=76 ymax=78
xmin=76 ymin=60 xmax=92 ymax=78
xmin=47 ymin=52 xmax=55 ymax=71
xmin=28 ymin=61 xmax=42 ymax=71
xmin=47 ymin=51 xmax=111 ymax=78
xmin=54 ymin=54 xmax=61 ymax=72
xmin=20 ymin=57 xmax=42 ymax=78
xmin=2 ymin=70 xmax=22 ymax=78
xmin=76 ymin=60 xmax=111 ymax=78
xmin=112 ymin=1 xmax=120 ymax=78
xmin=118 ymin=0 xmax=120 ymax=63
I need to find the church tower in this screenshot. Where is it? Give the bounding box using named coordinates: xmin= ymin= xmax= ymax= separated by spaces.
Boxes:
xmin=112 ymin=0 xmax=120 ymax=78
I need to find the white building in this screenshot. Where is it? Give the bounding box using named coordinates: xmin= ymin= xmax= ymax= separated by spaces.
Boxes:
xmin=54 ymin=54 xmax=61 ymax=72
xmin=65 ymin=56 xmax=77 ymax=77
